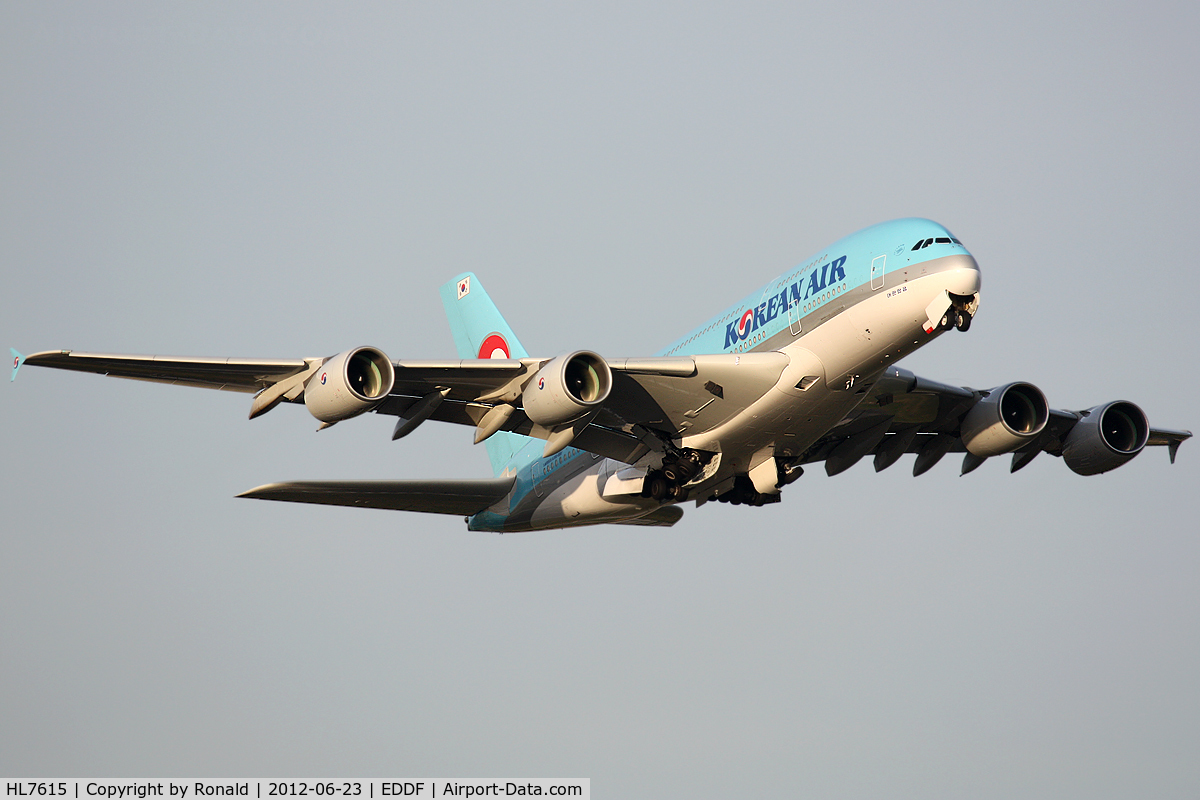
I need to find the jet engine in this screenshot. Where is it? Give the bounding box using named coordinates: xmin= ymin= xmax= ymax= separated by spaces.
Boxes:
xmin=1062 ymin=400 xmax=1149 ymax=475
xmin=522 ymin=350 xmax=612 ymax=427
xmin=959 ymin=382 xmax=1049 ymax=457
xmin=304 ymin=347 xmax=395 ymax=423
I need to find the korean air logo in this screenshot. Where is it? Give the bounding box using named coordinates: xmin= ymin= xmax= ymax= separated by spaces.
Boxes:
xmin=320 ymin=372 xmax=327 ymax=385
xmin=538 ymin=377 xmax=545 ymax=390
xmin=737 ymin=309 xmax=755 ymax=338
xmin=478 ymin=333 xmax=510 ymax=360
xmin=724 ymin=255 xmax=848 ymax=349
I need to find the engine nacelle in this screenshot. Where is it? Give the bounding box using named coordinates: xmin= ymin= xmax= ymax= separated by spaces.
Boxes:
xmin=1062 ymin=400 xmax=1149 ymax=475
xmin=960 ymin=381 xmax=1049 ymax=457
xmin=522 ymin=350 xmax=612 ymax=427
xmin=304 ymin=347 xmax=395 ymax=423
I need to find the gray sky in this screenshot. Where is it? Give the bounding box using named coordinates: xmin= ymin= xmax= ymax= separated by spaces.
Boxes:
xmin=2 ymin=2 xmax=1198 ymax=797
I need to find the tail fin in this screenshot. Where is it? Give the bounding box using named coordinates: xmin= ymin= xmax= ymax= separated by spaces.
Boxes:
xmin=439 ymin=273 xmax=534 ymax=476
xmin=11 ymin=348 xmax=25 ymax=382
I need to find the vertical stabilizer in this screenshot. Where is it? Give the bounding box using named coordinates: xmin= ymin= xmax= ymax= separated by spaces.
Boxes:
xmin=11 ymin=348 xmax=26 ymax=382
xmin=439 ymin=273 xmax=534 ymax=476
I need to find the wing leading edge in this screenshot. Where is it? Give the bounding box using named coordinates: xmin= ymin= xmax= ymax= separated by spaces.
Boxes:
xmin=19 ymin=350 xmax=309 ymax=392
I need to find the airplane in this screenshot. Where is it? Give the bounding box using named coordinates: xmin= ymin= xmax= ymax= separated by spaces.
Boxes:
xmin=11 ymin=218 xmax=1191 ymax=531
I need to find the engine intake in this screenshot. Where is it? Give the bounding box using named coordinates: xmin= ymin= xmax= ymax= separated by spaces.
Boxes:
xmin=522 ymin=351 xmax=612 ymax=427
xmin=304 ymin=347 xmax=395 ymax=423
xmin=960 ymin=382 xmax=1049 ymax=457
xmin=1062 ymin=400 xmax=1149 ymax=475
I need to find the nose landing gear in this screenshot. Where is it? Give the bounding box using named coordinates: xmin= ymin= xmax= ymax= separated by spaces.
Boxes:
xmin=938 ymin=308 xmax=973 ymax=331
xmin=939 ymin=294 xmax=975 ymax=332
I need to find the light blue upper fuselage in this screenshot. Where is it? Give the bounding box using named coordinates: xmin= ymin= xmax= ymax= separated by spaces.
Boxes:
xmin=658 ymin=218 xmax=972 ymax=359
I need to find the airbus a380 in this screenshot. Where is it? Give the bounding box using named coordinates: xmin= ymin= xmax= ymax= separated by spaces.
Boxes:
xmin=12 ymin=218 xmax=1191 ymax=531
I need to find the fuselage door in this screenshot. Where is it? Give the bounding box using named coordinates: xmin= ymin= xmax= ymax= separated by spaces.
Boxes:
xmin=788 ymin=288 xmax=802 ymax=335
xmin=533 ymin=459 xmax=545 ymax=496
xmin=871 ymin=254 xmax=886 ymax=290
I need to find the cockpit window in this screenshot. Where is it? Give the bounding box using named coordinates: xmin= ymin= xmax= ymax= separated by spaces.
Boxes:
xmin=911 ymin=236 xmax=962 ymax=251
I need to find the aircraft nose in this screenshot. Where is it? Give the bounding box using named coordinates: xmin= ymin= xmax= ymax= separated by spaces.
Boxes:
xmin=940 ymin=254 xmax=981 ymax=296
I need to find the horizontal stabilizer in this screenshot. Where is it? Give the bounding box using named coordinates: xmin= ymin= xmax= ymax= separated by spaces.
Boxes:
xmin=238 ymin=477 xmax=515 ymax=516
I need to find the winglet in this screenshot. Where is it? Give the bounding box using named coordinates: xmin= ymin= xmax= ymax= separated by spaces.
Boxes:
xmin=1167 ymin=434 xmax=1191 ymax=464
xmin=1149 ymin=428 xmax=1191 ymax=464
xmin=10 ymin=348 xmax=25 ymax=382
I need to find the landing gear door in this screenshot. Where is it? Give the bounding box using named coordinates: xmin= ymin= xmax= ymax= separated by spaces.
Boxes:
xmin=871 ymin=254 xmax=886 ymax=290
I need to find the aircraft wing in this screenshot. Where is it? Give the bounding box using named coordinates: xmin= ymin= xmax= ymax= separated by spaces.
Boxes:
xmin=238 ymin=477 xmax=516 ymax=515
xmin=17 ymin=349 xmax=311 ymax=391
xmin=15 ymin=347 xmax=791 ymax=464
xmin=799 ymin=366 xmax=1192 ymax=476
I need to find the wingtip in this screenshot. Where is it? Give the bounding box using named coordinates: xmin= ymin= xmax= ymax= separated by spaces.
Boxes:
xmin=238 ymin=482 xmax=298 ymax=500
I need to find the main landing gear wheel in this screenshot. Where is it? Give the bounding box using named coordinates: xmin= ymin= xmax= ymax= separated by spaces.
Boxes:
xmin=644 ymin=473 xmax=668 ymax=501
xmin=955 ymin=310 xmax=972 ymax=332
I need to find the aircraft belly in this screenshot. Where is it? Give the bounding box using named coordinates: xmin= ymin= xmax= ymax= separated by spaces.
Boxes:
xmin=682 ymin=377 xmax=855 ymax=472
xmin=529 ymin=463 xmax=660 ymax=529
xmin=470 ymin=459 xmax=661 ymax=532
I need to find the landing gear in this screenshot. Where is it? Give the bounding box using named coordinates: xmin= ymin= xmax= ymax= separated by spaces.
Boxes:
xmin=714 ymin=458 xmax=801 ymax=506
xmin=939 ymin=302 xmax=974 ymax=333
xmin=662 ymin=450 xmax=705 ymax=484
xmin=642 ymin=449 xmax=709 ymax=502
xmin=643 ymin=472 xmax=669 ymax=501
xmin=641 ymin=470 xmax=689 ymax=502
xmin=715 ymin=475 xmax=781 ymax=507
xmin=777 ymin=460 xmax=804 ymax=487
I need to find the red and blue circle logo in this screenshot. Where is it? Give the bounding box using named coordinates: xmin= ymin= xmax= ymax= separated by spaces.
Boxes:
xmin=320 ymin=372 xmax=327 ymax=385
xmin=737 ymin=309 xmax=755 ymax=338
xmin=478 ymin=333 xmax=510 ymax=360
